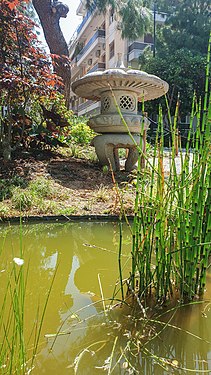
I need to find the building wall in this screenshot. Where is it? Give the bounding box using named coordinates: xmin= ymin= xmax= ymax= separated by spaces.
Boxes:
xmin=69 ymin=3 xmax=157 ymax=115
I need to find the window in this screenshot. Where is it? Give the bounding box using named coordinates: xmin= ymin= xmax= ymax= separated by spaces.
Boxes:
xmin=109 ymin=8 xmax=114 ymax=25
xmin=144 ymin=34 xmax=153 ymax=43
xmin=109 ymin=41 xmax=114 ymax=59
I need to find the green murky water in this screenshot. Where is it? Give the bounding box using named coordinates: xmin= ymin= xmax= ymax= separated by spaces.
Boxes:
xmin=0 ymin=222 xmax=211 ymax=374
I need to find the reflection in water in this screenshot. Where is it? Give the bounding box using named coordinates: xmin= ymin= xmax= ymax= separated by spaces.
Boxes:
xmin=42 ymin=251 xmax=58 ymax=270
xmin=0 ymin=222 xmax=210 ymax=374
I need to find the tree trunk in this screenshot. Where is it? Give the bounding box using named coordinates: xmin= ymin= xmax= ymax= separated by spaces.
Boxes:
xmin=32 ymin=0 xmax=71 ymax=107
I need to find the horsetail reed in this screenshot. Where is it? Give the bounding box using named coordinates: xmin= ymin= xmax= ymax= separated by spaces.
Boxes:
xmin=119 ymin=35 xmax=211 ymax=305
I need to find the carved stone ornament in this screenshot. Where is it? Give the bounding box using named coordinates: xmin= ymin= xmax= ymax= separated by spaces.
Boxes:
xmin=88 ymin=114 xmax=150 ymax=133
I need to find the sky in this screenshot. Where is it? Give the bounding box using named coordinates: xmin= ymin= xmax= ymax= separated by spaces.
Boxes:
xmin=38 ymin=0 xmax=82 ymax=48
xmin=59 ymin=0 xmax=82 ymax=43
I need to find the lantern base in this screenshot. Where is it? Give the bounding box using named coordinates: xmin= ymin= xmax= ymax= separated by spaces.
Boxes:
xmin=92 ymin=134 xmax=143 ymax=172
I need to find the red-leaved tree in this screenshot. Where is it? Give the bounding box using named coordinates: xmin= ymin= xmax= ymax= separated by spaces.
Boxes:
xmin=0 ymin=0 xmax=63 ymax=161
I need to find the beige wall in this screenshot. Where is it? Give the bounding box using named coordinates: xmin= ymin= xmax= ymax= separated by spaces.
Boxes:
xmin=69 ymin=6 xmax=155 ymax=114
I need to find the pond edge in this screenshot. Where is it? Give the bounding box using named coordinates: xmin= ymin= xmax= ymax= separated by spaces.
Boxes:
xmin=0 ymin=214 xmax=134 ymax=224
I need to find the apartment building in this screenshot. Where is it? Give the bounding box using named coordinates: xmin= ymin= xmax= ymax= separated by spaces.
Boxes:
xmin=69 ymin=1 xmax=165 ymax=116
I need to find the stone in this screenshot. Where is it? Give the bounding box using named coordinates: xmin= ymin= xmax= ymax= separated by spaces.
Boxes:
xmin=92 ymin=134 xmax=142 ymax=172
xmin=89 ymin=113 xmax=150 ymax=133
xmin=72 ymin=67 xmax=169 ymax=172
xmin=72 ymin=68 xmax=169 ymax=102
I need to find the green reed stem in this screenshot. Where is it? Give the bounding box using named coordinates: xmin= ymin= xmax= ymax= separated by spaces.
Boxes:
xmin=118 ymin=222 xmax=124 ymax=301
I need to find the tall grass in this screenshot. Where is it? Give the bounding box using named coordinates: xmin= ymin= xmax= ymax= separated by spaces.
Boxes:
xmin=119 ymin=35 xmax=211 ymax=305
xmin=0 ymin=222 xmax=56 ymax=374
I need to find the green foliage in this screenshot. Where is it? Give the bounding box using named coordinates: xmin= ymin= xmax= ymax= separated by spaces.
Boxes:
xmin=85 ymin=0 xmax=153 ymax=40
xmin=28 ymin=177 xmax=54 ymax=198
xmin=68 ymin=117 xmax=95 ymax=145
xmin=55 ymin=206 xmax=77 ymax=215
xmin=0 ymin=202 xmax=10 ymax=217
xmin=140 ymin=49 xmax=206 ymax=116
xmin=23 ymin=1 xmax=39 ymax=24
xmin=11 ymin=177 xmax=57 ymax=210
xmin=11 ymin=188 xmax=34 ymax=210
xmin=119 ymin=47 xmax=211 ymax=303
xmin=102 ymin=165 xmax=109 ymax=173
xmin=140 ymin=0 xmax=210 ymax=116
xmin=36 ymin=199 xmax=61 ymax=214
xmin=122 ymin=101 xmax=210 ymax=302
xmin=119 ymin=0 xmax=152 ymax=40
xmin=0 ymin=174 xmax=84 ymax=215
xmin=62 ymin=143 xmax=97 ymax=161
xmin=158 ymin=0 xmax=210 ymax=55
xmin=29 ymin=93 xmax=94 ymax=150
xmin=0 ymin=176 xmax=27 ymax=201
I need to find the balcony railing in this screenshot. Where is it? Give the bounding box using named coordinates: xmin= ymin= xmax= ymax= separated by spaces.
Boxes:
xmin=77 ymin=11 xmax=92 ymax=35
xmin=76 ymin=29 xmax=105 ymax=62
xmin=88 ymin=62 xmax=106 ymax=73
xmin=78 ymin=100 xmax=94 ymax=111
xmin=128 ymin=42 xmax=153 ymax=54
xmin=76 ymin=2 xmax=97 ymax=35
xmin=78 ymin=100 xmax=100 ymax=115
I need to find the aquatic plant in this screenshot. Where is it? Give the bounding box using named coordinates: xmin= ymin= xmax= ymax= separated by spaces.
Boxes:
xmin=118 ymin=34 xmax=211 ymax=305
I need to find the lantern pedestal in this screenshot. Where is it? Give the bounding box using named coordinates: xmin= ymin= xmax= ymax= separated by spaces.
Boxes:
xmin=92 ymin=133 xmax=142 ymax=172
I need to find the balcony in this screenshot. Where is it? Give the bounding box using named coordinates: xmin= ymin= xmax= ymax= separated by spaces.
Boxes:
xmin=77 ymin=10 xmax=92 ymax=35
xmin=76 ymin=2 xmax=97 ymax=37
xmin=128 ymin=42 xmax=153 ymax=62
xmin=88 ymin=62 xmax=106 ymax=73
xmin=154 ymin=11 xmax=167 ymax=23
xmin=76 ymin=29 xmax=105 ymax=65
xmin=78 ymin=100 xmax=101 ymax=116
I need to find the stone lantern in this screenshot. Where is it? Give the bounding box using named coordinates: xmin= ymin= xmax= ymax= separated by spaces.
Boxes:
xmin=72 ymin=66 xmax=168 ymax=171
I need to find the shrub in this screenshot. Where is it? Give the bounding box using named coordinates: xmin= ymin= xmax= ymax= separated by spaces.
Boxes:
xmin=69 ymin=119 xmax=95 ymax=145
xmin=0 ymin=176 xmax=27 ymax=201
xmin=29 ymin=177 xmax=53 ymax=199
xmin=11 ymin=188 xmax=34 ymax=210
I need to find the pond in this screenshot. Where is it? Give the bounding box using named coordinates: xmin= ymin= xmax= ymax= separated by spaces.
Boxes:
xmin=0 ymin=222 xmax=211 ymax=374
